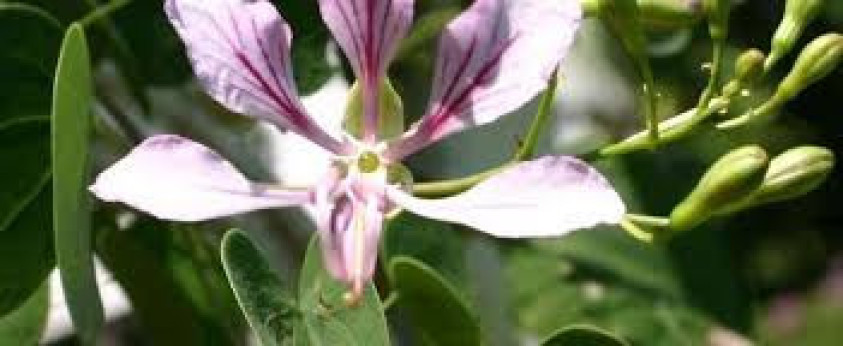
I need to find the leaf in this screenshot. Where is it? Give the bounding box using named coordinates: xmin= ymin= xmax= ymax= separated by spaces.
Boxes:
xmin=96 ymin=217 xmax=238 ymax=346
xmin=0 ymin=185 xmax=53 ymax=317
xmin=0 ymin=117 xmax=51 ymax=235
xmin=506 ymin=245 xmax=713 ymax=346
xmin=221 ymin=229 xmax=298 ymax=346
xmin=389 ymin=256 xmax=482 ymax=346
xmin=0 ymin=282 xmax=50 ymax=345
xmin=297 ymin=235 xmax=390 ymax=345
xmin=52 ymin=23 xmax=102 ymax=344
xmin=0 ymin=3 xmax=62 ymax=117
xmin=381 ymin=212 xmax=467 ymax=286
xmin=541 ymin=325 xmax=628 ymax=346
xmin=0 ymin=118 xmax=53 ymax=316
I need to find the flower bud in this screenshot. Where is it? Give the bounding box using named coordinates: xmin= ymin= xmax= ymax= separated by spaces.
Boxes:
xmin=718 ymin=34 xmax=843 ymax=129
xmin=637 ymin=0 xmax=703 ymax=29
xmin=776 ymin=33 xmax=843 ymax=102
xmin=723 ymin=49 xmax=766 ymax=97
xmin=670 ymin=145 xmax=769 ymax=231
xmin=747 ymin=146 xmax=834 ymax=206
xmin=703 ymin=0 xmax=730 ymax=41
xmin=344 ymin=79 xmax=404 ymax=140
xmin=765 ymin=0 xmax=826 ymax=71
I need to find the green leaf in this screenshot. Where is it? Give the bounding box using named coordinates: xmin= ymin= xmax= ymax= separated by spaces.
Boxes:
xmin=221 ymin=229 xmax=298 ymax=345
xmin=541 ymin=325 xmax=628 ymax=346
xmin=382 ymin=212 xmax=467 ymax=286
xmin=0 ymin=12 xmax=61 ymax=315
xmin=52 ymin=23 xmax=102 ymax=344
xmin=506 ymin=244 xmax=713 ymax=345
xmin=0 ymin=117 xmax=50 ymax=236
xmin=297 ymin=235 xmax=390 ymax=345
xmin=0 ymin=3 xmax=62 ymax=117
xmin=0 ymin=282 xmax=50 ymax=345
xmin=389 ymin=256 xmax=482 ymax=346
xmin=0 ymin=118 xmax=53 ymax=316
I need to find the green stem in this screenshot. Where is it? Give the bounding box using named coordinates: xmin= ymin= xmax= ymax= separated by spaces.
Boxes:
xmin=597 ymin=96 xmax=729 ymax=157
xmin=620 ymin=218 xmax=655 ymax=242
xmin=514 ymin=71 xmax=558 ymax=161
xmin=411 ymin=163 xmax=514 ymax=198
xmin=693 ymin=40 xmax=725 ymax=119
xmin=625 ymin=213 xmax=670 ymax=228
xmin=381 ymin=292 xmax=399 ymax=311
xmin=413 ymin=72 xmax=562 ymax=198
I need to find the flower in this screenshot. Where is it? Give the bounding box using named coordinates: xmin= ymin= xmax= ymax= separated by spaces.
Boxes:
xmin=90 ymin=0 xmax=626 ymax=303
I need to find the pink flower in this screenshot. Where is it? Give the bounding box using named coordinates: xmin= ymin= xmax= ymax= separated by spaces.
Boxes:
xmin=90 ymin=0 xmax=625 ymax=302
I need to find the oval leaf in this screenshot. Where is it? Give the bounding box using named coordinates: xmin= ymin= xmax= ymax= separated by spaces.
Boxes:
xmin=221 ymin=229 xmax=298 ymax=346
xmin=0 ymin=282 xmax=49 ymax=345
xmin=389 ymin=256 xmax=482 ymax=346
xmin=0 ymin=3 xmax=62 ymax=117
xmin=297 ymin=235 xmax=390 ymax=345
xmin=52 ymin=23 xmax=102 ymax=344
xmin=541 ymin=325 xmax=628 ymax=346
xmin=0 ymin=118 xmax=53 ymax=316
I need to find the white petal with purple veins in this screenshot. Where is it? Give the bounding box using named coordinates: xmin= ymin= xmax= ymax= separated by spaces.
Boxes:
xmin=388 ymin=156 xmax=625 ymax=237
xmin=387 ymin=0 xmax=581 ymax=159
xmin=318 ymin=0 xmax=413 ymax=141
xmin=90 ymin=135 xmax=311 ymax=222
xmin=164 ymin=0 xmax=347 ymax=153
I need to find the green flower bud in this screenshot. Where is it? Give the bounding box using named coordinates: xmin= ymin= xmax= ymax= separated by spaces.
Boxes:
xmin=748 ymin=146 xmax=834 ymax=205
xmin=703 ymin=0 xmax=730 ymax=41
xmin=765 ymin=0 xmax=826 ymax=71
xmin=723 ymin=49 xmax=766 ymax=97
xmin=670 ymin=145 xmax=769 ymax=231
xmin=718 ymin=34 xmax=843 ymax=129
xmin=344 ymin=79 xmax=404 ymax=140
xmin=735 ymin=49 xmax=766 ymax=83
xmin=777 ymin=33 xmax=843 ymax=102
xmin=637 ymin=0 xmax=703 ymax=29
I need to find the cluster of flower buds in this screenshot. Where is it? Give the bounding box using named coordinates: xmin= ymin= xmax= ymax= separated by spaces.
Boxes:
xmin=670 ymin=145 xmax=769 ymax=231
xmin=669 ymin=145 xmax=835 ymax=231
xmin=719 ymin=33 xmax=843 ymax=128
xmin=766 ymin=0 xmax=827 ymax=71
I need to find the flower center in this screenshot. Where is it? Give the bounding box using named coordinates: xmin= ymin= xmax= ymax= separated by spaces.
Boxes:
xmin=357 ymin=151 xmax=381 ymax=173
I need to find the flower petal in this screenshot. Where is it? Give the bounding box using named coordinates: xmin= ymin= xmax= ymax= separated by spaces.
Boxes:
xmin=387 ymin=0 xmax=581 ymax=159
xmin=318 ymin=0 xmax=413 ymax=141
xmin=90 ymin=135 xmax=311 ymax=222
xmin=312 ymin=187 xmax=384 ymax=298
xmin=388 ymin=156 xmax=625 ymax=237
xmin=165 ymin=0 xmax=348 ymax=154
